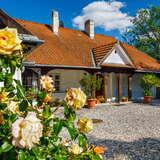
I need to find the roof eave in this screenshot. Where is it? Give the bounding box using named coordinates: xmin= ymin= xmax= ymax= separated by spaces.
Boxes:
xmin=22 ymin=61 xmax=101 ymax=70
xmin=19 ymin=34 xmax=44 ymax=44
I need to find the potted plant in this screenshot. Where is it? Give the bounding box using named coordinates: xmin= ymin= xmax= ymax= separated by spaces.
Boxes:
xmin=121 ymin=96 xmax=128 ymax=102
xmin=141 ymin=74 xmax=160 ymax=103
xmin=80 ymin=74 xmax=102 ymax=108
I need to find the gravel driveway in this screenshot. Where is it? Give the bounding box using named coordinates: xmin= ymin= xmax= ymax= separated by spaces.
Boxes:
xmin=76 ymin=103 xmax=160 ymax=160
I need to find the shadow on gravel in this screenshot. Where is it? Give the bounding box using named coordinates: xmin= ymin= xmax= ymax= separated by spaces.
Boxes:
xmin=90 ymin=137 xmax=160 ymax=160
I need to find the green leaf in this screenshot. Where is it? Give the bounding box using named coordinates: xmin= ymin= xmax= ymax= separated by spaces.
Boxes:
xmin=43 ymin=105 xmax=51 ymax=119
xmin=18 ymin=150 xmax=26 ymax=160
xmin=0 ymin=103 xmax=7 ymax=110
xmin=53 ymin=119 xmax=63 ymax=135
xmin=37 ymin=91 xmax=46 ymax=100
xmin=64 ymin=121 xmax=78 ymax=140
xmin=14 ymin=80 xmax=31 ymax=106
xmin=32 ymin=147 xmax=46 ymax=160
xmin=0 ymin=141 xmax=13 ymax=154
xmin=64 ymin=105 xmax=76 ymax=121
xmin=78 ymin=133 xmax=88 ymax=149
xmin=19 ymin=100 xmax=28 ymax=112
xmin=14 ymin=80 xmax=25 ymax=99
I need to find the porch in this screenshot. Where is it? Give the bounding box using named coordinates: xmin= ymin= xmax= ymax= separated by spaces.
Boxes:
xmin=22 ymin=66 xmax=157 ymax=102
xmin=99 ymin=67 xmax=157 ymax=103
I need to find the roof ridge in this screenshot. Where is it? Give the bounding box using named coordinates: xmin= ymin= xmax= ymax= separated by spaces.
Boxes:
xmin=14 ymin=18 xmax=117 ymax=39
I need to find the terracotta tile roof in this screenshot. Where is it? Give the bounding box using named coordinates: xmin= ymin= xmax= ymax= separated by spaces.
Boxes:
xmin=92 ymin=42 xmax=116 ymax=65
xmin=14 ymin=18 xmax=160 ymax=71
xmin=14 ymin=18 xmax=117 ymax=67
xmin=121 ymin=43 xmax=160 ymax=71
xmin=92 ymin=42 xmax=160 ymax=71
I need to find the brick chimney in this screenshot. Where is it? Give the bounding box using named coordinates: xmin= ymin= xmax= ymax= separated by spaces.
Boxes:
xmin=52 ymin=10 xmax=59 ymax=35
xmin=85 ymin=20 xmax=94 ymax=39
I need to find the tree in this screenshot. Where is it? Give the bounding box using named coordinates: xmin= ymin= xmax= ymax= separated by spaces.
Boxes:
xmin=123 ymin=6 xmax=160 ymax=60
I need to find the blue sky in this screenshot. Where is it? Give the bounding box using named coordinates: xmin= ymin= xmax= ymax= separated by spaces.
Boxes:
xmin=0 ymin=0 xmax=160 ymax=39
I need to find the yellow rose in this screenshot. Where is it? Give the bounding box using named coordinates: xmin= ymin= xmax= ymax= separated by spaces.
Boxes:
xmin=8 ymin=101 xmax=21 ymax=115
xmin=64 ymin=88 xmax=86 ymax=110
xmin=77 ymin=117 xmax=93 ymax=133
xmin=0 ymin=27 xmax=22 ymax=55
xmin=40 ymin=75 xmax=54 ymax=92
xmin=68 ymin=143 xmax=83 ymax=155
xmin=0 ymin=91 xmax=8 ymax=103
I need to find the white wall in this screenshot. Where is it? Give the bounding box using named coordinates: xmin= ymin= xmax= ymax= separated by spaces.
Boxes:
xmin=102 ymin=48 xmax=131 ymax=65
xmin=48 ymin=69 xmax=88 ymax=92
xmin=47 ymin=69 xmax=88 ymax=99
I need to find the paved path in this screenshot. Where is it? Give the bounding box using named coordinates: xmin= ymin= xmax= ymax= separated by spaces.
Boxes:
xmin=77 ymin=103 xmax=160 ymax=160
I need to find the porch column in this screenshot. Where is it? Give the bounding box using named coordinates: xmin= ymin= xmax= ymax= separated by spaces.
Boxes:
xmin=128 ymin=75 xmax=133 ymax=100
xmin=117 ymin=73 xmax=122 ymax=103
xmin=103 ymin=73 xmax=109 ymax=102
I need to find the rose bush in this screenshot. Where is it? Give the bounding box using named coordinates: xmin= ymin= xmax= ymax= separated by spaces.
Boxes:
xmin=0 ymin=27 xmax=105 ymax=160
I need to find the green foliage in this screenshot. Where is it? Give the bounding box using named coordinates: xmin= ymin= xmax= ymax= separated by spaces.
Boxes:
xmin=123 ymin=6 xmax=160 ymax=60
xmin=0 ymin=36 xmax=104 ymax=160
xmin=141 ymin=74 xmax=160 ymax=96
xmin=79 ymin=74 xmax=102 ymax=98
xmin=0 ymin=141 xmax=13 ymax=154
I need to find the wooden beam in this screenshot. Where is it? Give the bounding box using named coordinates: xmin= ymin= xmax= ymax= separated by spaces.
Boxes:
xmin=103 ymin=74 xmax=108 ymax=102
xmin=128 ymin=75 xmax=132 ymax=100
xmin=117 ymin=73 xmax=122 ymax=103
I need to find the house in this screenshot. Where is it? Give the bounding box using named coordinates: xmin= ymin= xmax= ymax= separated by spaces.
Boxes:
xmin=0 ymin=9 xmax=160 ymax=101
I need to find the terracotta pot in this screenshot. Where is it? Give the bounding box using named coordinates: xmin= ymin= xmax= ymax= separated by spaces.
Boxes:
xmin=87 ymin=99 xmax=97 ymax=109
xmin=121 ymin=98 xmax=128 ymax=102
xmin=143 ymin=96 xmax=152 ymax=103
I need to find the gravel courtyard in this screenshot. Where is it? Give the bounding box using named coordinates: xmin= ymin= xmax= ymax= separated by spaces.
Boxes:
xmin=77 ymin=103 xmax=160 ymax=160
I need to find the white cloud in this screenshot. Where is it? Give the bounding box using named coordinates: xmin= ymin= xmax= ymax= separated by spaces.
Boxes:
xmin=72 ymin=1 xmax=133 ymax=32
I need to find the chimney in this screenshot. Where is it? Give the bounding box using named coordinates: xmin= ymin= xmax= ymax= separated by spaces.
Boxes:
xmin=52 ymin=10 xmax=59 ymax=35
xmin=85 ymin=20 xmax=94 ymax=39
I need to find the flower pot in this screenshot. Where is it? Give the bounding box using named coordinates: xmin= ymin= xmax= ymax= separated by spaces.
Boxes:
xmin=143 ymin=96 xmax=152 ymax=103
xmin=87 ymin=99 xmax=97 ymax=109
xmin=121 ymin=98 xmax=128 ymax=102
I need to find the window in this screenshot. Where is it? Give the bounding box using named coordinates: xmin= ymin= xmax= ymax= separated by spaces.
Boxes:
xmin=22 ymin=69 xmax=39 ymax=92
xmin=54 ymin=74 xmax=60 ymax=92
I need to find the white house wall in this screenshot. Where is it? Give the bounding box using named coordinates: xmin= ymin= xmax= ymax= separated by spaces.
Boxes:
xmin=47 ymin=69 xmax=88 ymax=99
